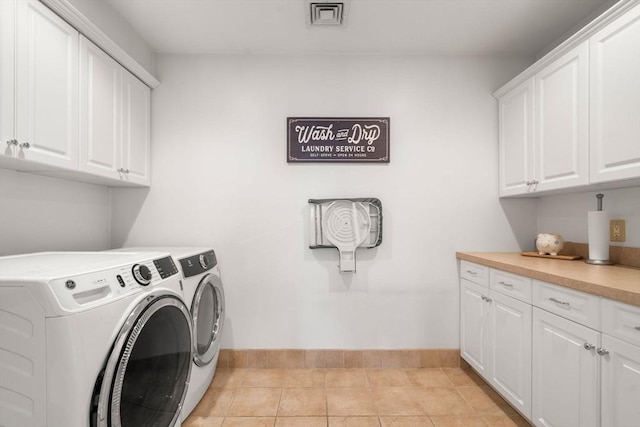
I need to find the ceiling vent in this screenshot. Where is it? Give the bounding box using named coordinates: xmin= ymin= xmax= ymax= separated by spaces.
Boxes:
xmin=306 ymin=1 xmax=350 ymax=28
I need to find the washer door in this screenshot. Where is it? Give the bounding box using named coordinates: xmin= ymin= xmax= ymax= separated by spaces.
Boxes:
xmin=93 ymin=293 xmax=192 ymax=427
xmin=192 ymin=274 xmax=225 ymax=367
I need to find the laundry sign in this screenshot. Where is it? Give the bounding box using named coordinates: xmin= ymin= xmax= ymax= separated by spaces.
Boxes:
xmin=287 ymin=117 xmax=390 ymax=163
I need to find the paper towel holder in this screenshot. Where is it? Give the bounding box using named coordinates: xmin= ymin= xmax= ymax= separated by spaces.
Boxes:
xmin=585 ymin=193 xmax=614 ymax=265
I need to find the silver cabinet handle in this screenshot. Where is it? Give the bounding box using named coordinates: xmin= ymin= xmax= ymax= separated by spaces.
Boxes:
xmin=481 ymin=295 xmax=492 ymax=303
xmin=635 ymin=326 xmax=640 ymax=331
xmin=583 ymin=343 xmax=595 ymax=351
xmin=6 ymin=139 xmax=18 ymax=146
xmin=549 ymin=297 xmax=570 ymax=306
xmin=597 ymin=348 xmax=609 ymax=356
xmin=117 ymin=168 xmax=130 ymax=174
xmin=19 ymin=142 xmax=30 ymax=149
xmin=499 ymin=281 xmax=514 ymax=288
xmin=466 ymin=270 xmax=477 ymax=276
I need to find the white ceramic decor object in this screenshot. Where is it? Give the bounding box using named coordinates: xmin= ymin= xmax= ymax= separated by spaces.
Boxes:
xmin=322 ymin=200 xmax=371 ymax=272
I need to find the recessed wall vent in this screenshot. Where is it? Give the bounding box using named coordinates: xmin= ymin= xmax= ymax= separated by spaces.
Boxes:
xmin=306 ymin=1 xmax=350 ymax=28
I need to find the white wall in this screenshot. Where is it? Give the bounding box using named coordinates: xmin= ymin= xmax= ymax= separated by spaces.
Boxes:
xmin=538 ymin=186 xmax=640 ymax=247
xmin=0 ymin=169 xmax=111 ymax=255
xmin=111 ymin=53 xmax=537 ymax=349
xmin=66 ymin=0 xmax=155 ymax=74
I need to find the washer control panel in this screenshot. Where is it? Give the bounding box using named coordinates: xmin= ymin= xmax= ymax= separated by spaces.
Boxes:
xmin=49 ymin=255 xmax=179 ymax=312
xmin=179 ymin=250 xmax=217 ymax=278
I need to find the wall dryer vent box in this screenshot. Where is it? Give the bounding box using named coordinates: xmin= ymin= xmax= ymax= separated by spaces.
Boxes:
xmin=308 ymin=198 xmax=382 ymax=272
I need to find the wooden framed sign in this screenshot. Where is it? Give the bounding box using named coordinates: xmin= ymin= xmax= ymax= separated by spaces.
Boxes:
xmin=287 ymin=117 xmax=390 ymax=163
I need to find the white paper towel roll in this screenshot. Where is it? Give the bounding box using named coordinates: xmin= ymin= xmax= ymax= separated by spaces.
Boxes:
xmin=588 ymin=210 xmax=610 ymax=261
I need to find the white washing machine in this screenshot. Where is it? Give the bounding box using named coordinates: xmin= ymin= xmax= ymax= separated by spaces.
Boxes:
xmin=113 ymin=247 xmax=225 ymax=420
xmin=0 ymin=251 xmax=193 ymax=427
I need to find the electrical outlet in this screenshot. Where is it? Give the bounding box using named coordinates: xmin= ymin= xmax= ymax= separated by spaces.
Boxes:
xmin=610 ymin=220 xmax=626 ymax=242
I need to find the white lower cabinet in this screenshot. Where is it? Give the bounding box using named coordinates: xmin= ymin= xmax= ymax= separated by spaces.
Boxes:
xmin=600 ymin=334 xmax=640 ymax=427
xmin=489 ymin=291 xmax=531 ymax=418
xmin=460 ymin=278 xmax=491 ymax=377
xmin=460 ymin=267 xmax=532 ymax=419
xmin=459 ymin=261 xmax=640 ymax=427
xmin=532 ymin=307 xmax=599 ymax=427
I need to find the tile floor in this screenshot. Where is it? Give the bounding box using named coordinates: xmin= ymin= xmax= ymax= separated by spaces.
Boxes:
xmin=183 ymin=367 xmax=532 ymax=427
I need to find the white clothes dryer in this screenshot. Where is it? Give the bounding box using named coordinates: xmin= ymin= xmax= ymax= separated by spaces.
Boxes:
xmin=0 ymin=251 xmax=193 ymax=427
xmin=113 ymin=247 xmax=225 ymax=420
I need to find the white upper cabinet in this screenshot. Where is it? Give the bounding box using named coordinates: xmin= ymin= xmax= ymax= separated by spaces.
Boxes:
xmin=1 ymin=0 xmax=152 ymax=187
xmin=79 ymin=36 xmax=151 ymax=186
xmin=0 ymin=0 xmax=16 ymax=158
xmin=535 ymin=42 xmax=590 ymax=192
xmin=1 ymin=0 xmax=78 ymax=169
xmin=498 ymin=78 xmax=535 ymax=196
xmin=121 ymin=70 xmax=151 ymax=186
xmin=495 ymin=1 xmax=640 ymax=197
xmin=80 ymin=36 xmax=122 ymax=180
xmin=589 ymin=3 xmax=640 ymax=184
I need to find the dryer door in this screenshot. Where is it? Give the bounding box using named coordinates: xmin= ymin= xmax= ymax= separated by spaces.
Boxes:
xmin=192 ymin=273 xmax=225 ymax=366
xmin=92 ymin=293 xmax=192 ymax=427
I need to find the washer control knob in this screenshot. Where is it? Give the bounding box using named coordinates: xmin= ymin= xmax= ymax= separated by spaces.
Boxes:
xmin=132 ymin=264 xmax=152 ymax=286
xmin=199 ymin=254 xmax=209 ymax=269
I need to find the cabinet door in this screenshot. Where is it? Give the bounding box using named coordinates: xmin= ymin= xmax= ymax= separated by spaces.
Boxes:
xmin=460 ymin=279 xmax=491 ymax=377
xmin=14 ymin=0 xmax=78 ymax=168
xmin=0 ymin=0 xmax=15 ymax=158
xmin=489 ymin=291 xmax=532 ymax=419
xmin=590 ymin=4 xmax=640 ymax=183
xmin=600 ymin=334 xmax=640 ymax=427
xmin=535 ymin=42 xmax=589 ymax=192
xmin=498 ymin=78 xmax=535 ymax=196
xmin=532 ymin=308 xmax=599 ymax=427
xmin=121 ymin=70 xmax=150 ymax=186
xmin=79 ymin=36 xmax=121 ymax=180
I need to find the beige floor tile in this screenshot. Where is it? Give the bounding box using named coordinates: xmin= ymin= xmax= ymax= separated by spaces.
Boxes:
xmin=379 ymin=416 xmax=435 ymax=427
xmin=222 ymin=417 xmax=276 ymax=427
xmin=439 ymin=350 xmax=460 ymax=368
xmin=344 ymin=351 xmax=364 ymax=368
xmin=363 ymin=351 xmax=384 ymax=368
xmin=211 ymin=368 xmax=248 ymax=389
xmin=456 ymin=386 xmax=516 ymax=416
xmin=227 ymin=387 xmax=283 ymax=416
xmin=192 ymin=387 xmax=236 ymax=417
xmin=405 ymin=369 xmax=454 ymax=388
xmin=305 ymin=350 xmax=327 ymax=368
xmin=278 ymin=388 xmax=327 ymax=416
xmin=326 ymin=369 xmax=368 ymax=387
xmin=241 ymin=369 xmax=287 ymax=387
xmin=412 ymin=388 xmax=475 ymax=416
xmin=441 ymin=368 xmax=485 ymax=387
xmin=429 ymin=415 xmax=487 ymax=427
xmin=326 ymin=350 xmax=346 ymax=368
xmin=182 ymin=416 xmax=224 ymax=427
xmin=329 ymin=416 xmax=382 ymax=427
xmin=326 ymin=387 xmax=377 ymax=416
xmin=275 ymin=416 xmax=328 ymax=427
xmin=248 ymin=350 xmax=270 ymax=368
xmin=269 ymin=350 xmax=306 ymax=368
xmin=482 ymin=414 xmax=532 ymax=427
xmin=283 ymin=369 xmax=326 ymax=387
xmin=365 ymin=369 xmax=411 ymax=387
xmin=371 ymin=387 xmax=426 ymax=416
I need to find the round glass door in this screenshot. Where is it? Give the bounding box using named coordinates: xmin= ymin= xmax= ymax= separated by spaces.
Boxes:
xmin=93 ymin=294 xmax=192 ymax=427
xmin=192 ymin=274 xmax=225 ymax=366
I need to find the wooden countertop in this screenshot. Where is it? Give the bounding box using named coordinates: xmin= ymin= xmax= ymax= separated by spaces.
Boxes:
xmin=456 ymin=252 xmax=640 ymax=307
